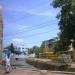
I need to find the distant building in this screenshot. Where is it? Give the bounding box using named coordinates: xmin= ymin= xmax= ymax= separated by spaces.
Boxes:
xmin=15 ymin=45 xmax=26 ymax=52
xmin=0 ymin=6 xmax=3 ymax=51
xmin=14 ymin=45 xmax=29 ymax=55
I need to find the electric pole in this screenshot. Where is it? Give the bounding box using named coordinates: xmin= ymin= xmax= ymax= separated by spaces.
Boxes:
xmin=0 ymin=5 xmax=3 ymax=52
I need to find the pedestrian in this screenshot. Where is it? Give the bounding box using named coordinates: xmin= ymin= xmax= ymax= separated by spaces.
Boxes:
xmin=5 ymin=54 xmax=11 ymax=73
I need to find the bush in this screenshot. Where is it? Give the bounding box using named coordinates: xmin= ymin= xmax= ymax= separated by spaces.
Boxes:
xmin=25 ymin=58 xmax=69 ymax=70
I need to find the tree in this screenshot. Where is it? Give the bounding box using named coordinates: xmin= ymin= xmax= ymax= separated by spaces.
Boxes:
xmin=14 ymin=50 xmax=21 ymax=55
xmin=5 ymin=43 xmax=15 ymax=53
xmin=5 ymin=43 xmax=22 ymax=55
xmin=33 ymin=46 xmax=41 ymax=56
xmin=28 ymin=48 xmax=34 ymax=54
xmin=28 ymin=46 xmax=41 ymax=57
xmin=52 ymin=0 xmax=75 ymax=50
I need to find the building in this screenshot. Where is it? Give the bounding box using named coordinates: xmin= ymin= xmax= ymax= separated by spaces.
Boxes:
xmin=15 ymin=45 xmax=26 ymax=51
xmin=0 ymin=6 xmax=3 ymax=51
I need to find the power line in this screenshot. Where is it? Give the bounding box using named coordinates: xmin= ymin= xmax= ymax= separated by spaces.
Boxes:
xmin=4 ymin=27 xmax=59 ymax=40
xmin=22 ymin=40 xmax=43 ymax=44
xmin=6 ymin=21 xmax=58 ymax=36
xmin=4 ymin=28 xmax=59 ymax=45
xmin=5 ymin=24 xmax=58 ymax=39
xmin=18 ymin=22 xmax=57 ymax=33
xmin=4 ymin=21 xmax=58 ymax=37
xmin=5 ymin=19 xmax=57 ymax=32
xmin=21 ymin=28 xmax=59 ymax=38
xmin=5 ymin=2 xmax=51 ymax=24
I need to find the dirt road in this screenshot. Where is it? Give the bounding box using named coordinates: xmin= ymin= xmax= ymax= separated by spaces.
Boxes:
xmin=1 ymin=65 xmax=74 ymax=75
xmin=0 ymin=59 xmax=75 ymax=75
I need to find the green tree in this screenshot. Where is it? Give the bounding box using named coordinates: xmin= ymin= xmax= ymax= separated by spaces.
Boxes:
xmin=52 ymin=0 xmax=75 ymax=50
xmin=5 ymin=43 xmax=15 ymax=53
xmin=28 ymin=46 xmax=41 ymax=57
xmin=33 ymin=46 xmax=40 ymax=56
xmin=5 ymin=43 xmax=22 ymax=54
xmin=28 ymin=48 xmax=33 ymax=54
xmin=14 ymin=50 xmax=21 ymax=55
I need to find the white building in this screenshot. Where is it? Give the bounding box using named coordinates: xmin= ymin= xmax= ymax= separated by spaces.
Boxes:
xmin=14 ymin=45 xmax=28 ymax=54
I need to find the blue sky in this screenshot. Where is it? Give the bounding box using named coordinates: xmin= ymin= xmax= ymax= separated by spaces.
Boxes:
xmin=0 ymin=0 xmax=60 ymax=48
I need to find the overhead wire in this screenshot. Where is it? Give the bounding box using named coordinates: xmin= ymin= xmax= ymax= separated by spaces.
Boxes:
xmin=4 ymin=26 xmax=59 ymax=41
xmin=4 ymin=23 xmax=59 ymax=45
xmin=20 ymin=28 xmax=59 ymax=38
xmin=18 ymin=21 xmax=57 ymax=33
xmin=6 ymin=20 xmax=58 ymax=37
xmin=4 ymin=1 xmax=59 ymax=46
xmin=5 ymin=23 xmax=58 ymax=39
xmin=5 ymin=2 xmax=50 ymax=24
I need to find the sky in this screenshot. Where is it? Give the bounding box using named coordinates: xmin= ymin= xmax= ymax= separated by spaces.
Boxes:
xmin=0 ymin=0 xmax=60 ymax=48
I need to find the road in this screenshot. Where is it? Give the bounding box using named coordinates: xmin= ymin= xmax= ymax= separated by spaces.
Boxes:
xmin=0 ymin=58 xmax=74 ymax=75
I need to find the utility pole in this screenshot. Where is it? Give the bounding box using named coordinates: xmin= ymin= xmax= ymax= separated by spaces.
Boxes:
xmin=0 ymin=6 xmax=3 ymax=52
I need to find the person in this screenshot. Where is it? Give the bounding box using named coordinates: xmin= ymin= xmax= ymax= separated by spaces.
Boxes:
xmin=4 ymin=54 xmax=11 ymax=73
xmin=2 ymin=49 xmax=12 ymax=73
xmin=2 ymin=53 xmax=7 ymax=69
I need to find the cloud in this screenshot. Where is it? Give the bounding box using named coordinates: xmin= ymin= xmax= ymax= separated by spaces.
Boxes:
xmin=27 ymin=9 xmax=58 ymax=17
xmin=5 ymin=6 xmax=58 ymax=17
xmin=17 ymin=25 xmax=29 ymax=31
xmin=5 ymin=7 xmax=27 ymax=12
xmin=11 ymin=38 xmax=24 ymax=43
xmin=4 ymin=38 xmax=25 ymax=47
